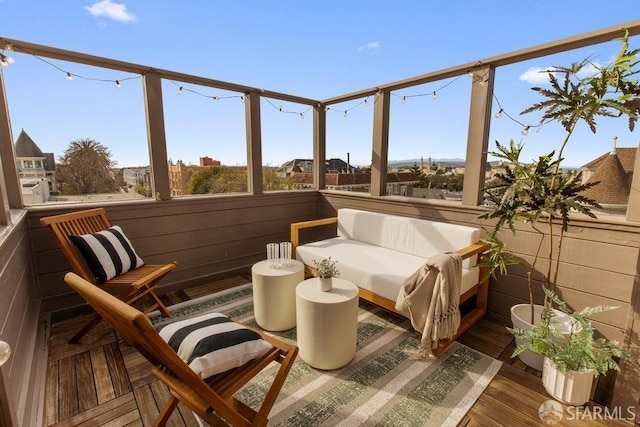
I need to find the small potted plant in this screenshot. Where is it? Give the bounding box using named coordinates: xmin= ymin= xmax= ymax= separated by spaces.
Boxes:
xmin=312 ymin=257 xmax=340 ymax=291
xmin=508 ymin=288 xmax=637 ymax=405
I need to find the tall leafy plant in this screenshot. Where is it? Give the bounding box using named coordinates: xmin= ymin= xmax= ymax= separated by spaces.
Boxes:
xmin=480 ymin=31 xmax=640 ymax=322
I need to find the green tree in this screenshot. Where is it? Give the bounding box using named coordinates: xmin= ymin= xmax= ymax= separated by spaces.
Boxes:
xmin=263 ymin=167 xmax=293 ymax=191
xmin=56 ymin=138 xmax=118 ymax=195
xmin=188 ymin=166 xmax=248 ymax=194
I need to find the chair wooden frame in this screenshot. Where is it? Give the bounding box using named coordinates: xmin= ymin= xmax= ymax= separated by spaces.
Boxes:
xmin=64 ymin=272 xmax=298 ymax=427
xmin=41 ymin=208 xmax=178 ymax=344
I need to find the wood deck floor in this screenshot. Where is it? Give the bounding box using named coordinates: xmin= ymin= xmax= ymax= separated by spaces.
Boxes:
xmin=45 ymin=275 xmax=634 ymax=426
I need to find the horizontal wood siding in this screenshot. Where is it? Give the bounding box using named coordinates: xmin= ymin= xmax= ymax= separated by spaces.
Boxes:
xmin=29 ymin=192 xmax=319 ymax=314
xmin=0 ymin=212 xmax=44 ymax=427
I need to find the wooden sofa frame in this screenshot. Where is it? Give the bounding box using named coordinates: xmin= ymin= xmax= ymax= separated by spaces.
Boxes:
xmin=291 ymin=216 xmax=491 ymax=355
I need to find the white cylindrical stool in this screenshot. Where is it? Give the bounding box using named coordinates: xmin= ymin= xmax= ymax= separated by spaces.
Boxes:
xmin=296 ymin=278 xmax=359 ymax=370
xmin=252 ymin=259 xmax=304 ymax=331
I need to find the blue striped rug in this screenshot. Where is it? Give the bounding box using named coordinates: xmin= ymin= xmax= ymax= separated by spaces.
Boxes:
xmin=149 ymin=283 xmax=501 ymax=426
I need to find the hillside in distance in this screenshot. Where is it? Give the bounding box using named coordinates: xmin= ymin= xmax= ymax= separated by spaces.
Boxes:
xmin=387 ymin=158 xmax=466 ymax=168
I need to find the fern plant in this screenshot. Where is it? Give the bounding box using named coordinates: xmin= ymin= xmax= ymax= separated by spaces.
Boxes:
xmin=508 ymin=288 xmax=637 ymax=375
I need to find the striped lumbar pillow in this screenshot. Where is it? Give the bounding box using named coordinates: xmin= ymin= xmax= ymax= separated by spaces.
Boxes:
xmin=156 ymin=312 xmax=273 ymax=378
xmin=69 ymin=225 xmax=145 ymax=284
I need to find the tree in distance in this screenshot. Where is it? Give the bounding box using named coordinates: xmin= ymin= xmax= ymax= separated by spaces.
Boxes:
xmin=56 ymin=138 xmax=118 ymax=195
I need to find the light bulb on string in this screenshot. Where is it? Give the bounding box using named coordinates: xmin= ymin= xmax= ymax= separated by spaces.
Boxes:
xmin=6 ymin=56 xmax=14 ymax=65
xmin=5 ymin=43 xmax=13 ymax=52
xmin=364 ymin=98 xmax=368 ymax=106
xmin=324 ymin=106 xmax=330 ymax=112
xmin=278 ymin=105 xmax=283 ymax=111
xmin=213 ymin=96 xmax=219 ymax=101
xmin=521 ymin=126 xmax=530 ymax=135
xmin=177 ymin=86 xmax=183 ymax=95
xmin=0 ymin=54 xmax=9 ymax=67
xmin=344 ymin=110 xmax=348 ymax=117
xmin=401 ymin=96 xmax=407 ymax=104
xmin=299 ymin=113 xmax=304 ymax=119
xmin=115 ymin=80 xmax=121 ymax=89
xmin=66 ymin=72 xmax=73 ymax=81
xmin=495 ymin=109 xmax=502 ymax=119
xmin=0 ymin=340 xmax=10 ymax=366
xmin=432 ymin=91 xmax=438 ymax=100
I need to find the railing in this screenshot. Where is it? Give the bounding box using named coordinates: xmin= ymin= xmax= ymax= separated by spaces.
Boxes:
xmin=1 ymin=19 xmax=640 ymax=224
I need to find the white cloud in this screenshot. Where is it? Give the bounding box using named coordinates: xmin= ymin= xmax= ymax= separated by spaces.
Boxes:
xmin=357 ymin=42 xmax=380 ymax=52
xmin=85 ymin=0 xmax=136 ymax=23
xmin=519 ymin=67 xmax=556 ymax=84
xmin=519 ymin=61 xmax=603 ymax=85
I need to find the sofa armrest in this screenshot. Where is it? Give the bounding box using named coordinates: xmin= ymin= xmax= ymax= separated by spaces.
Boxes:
xmin=455 ymin=241 xmax=491 ymax=261
xmin=290 ymin=217 xmax=338 ymax=258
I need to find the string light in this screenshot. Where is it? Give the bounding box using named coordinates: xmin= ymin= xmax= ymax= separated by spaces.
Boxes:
xmin=66 ymin=72 xmax=73 ymax=81
xmin=167 ymin=80 xmax=244 ymax=102
xmin=492 ymin=94 xmax=537 ymax=135
xmin=115 ymin=80 xmax=121 ymax=88
xmin=263 ymin=97 xmax=312 ymax=118
xmin=344 ymin=110 xmax=348 ymax=117
xmin=392 ymin=74 xmax=463 ymax=104
xmin=0 ymin=53 xmax=14 ymax=66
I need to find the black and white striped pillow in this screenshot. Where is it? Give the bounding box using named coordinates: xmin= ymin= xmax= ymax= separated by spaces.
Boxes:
xmin=69 ymin=225 xmax=145 ymax=284
xmin=156 ymin=312 xmax=273 ymax=378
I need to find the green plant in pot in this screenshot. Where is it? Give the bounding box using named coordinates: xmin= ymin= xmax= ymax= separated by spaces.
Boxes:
xmin=479 ymin=32 xmax=640 ymax=370
xmin=508 ymin=288 xmax=637 ymax=405
xmin=312 ymin=257 xmax=340 ymax=291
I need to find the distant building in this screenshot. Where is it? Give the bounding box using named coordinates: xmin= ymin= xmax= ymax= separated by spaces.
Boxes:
xmin=291 ymin=172 xmax=419 ymax=195
xmin=14 ymin=129 xmax=57 ymax=203
xmin=278 ymin=158 xmax=361 ymax=177
xmin=580 ymin=143 xmax=635 ymax=210
xmin=122 ymin=166 xmax=151 ymax=192
xmin=168 ymin=156 xmax=223 ymax=196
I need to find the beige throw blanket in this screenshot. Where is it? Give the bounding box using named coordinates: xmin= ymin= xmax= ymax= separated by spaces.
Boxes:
xmin=395 ymin=252 xmax=462 ymax=356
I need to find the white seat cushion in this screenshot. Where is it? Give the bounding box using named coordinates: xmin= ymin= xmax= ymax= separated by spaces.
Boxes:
xmin=296 ymin=237 xmax=479 ymax=302
xmin=336 ymin=208 xmax=480 ymax=268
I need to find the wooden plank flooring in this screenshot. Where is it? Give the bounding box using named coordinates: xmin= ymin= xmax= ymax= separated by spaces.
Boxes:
xmin=45 ymin=275 xmax=634 ymax=426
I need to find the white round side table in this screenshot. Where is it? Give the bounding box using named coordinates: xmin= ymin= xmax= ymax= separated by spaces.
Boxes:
xmin=295 ymin=277 xmax=359 ymax=370
xmin=251 ymin=259 xmax=304 ymax=331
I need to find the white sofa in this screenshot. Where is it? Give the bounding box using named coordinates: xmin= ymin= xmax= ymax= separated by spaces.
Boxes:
xmin=291 ymin=208 xmax=490 ymax=353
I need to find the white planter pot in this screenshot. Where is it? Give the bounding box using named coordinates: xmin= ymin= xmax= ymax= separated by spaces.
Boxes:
xmin=542 ymin=357 xmax=593 ymax=405
xmin=319 ymin=277 xmax=333 ymax=292
xmin=510 ymin=304 xmax=577 ymax=371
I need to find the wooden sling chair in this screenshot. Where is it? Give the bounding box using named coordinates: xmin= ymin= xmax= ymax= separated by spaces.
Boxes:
xmin=64 ymin=272 xmax=299 ymax=427
xmin=41 ymin=208 xmax=178 ymax=344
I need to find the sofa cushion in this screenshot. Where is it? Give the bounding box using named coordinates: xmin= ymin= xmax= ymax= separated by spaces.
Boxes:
xmin=336 ymin=209 xmax=480 ymax=268
xmin=296 ymin=237 xmax=479 ymax=302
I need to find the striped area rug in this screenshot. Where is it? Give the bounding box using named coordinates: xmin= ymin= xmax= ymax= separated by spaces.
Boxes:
xmin=149 ymin=283 xmax=501 ymax=426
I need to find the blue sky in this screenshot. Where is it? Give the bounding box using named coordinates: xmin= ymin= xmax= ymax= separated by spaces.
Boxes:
xmin=1 ymin=1 xmax=639 ymax=168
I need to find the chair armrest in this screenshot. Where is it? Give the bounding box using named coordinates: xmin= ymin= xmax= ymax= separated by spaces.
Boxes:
xmin=290 ymin=217 xmax=338 ymax=257
xmin=455 ymin=241 xmax=491 ymax=261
